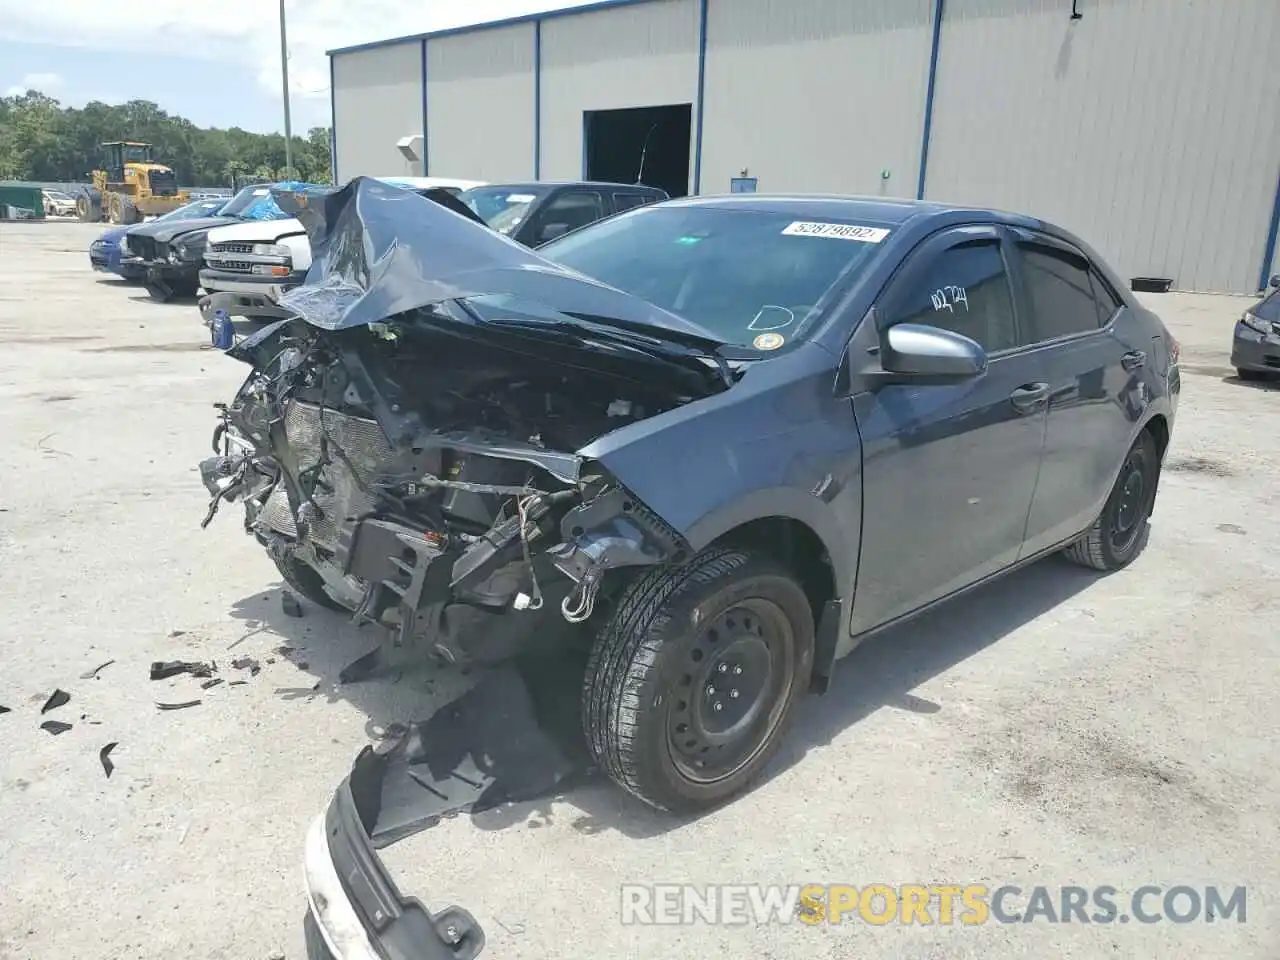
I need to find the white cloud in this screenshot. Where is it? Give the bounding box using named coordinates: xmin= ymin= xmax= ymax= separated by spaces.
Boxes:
xmin=6 ymin=70 xmax=63 ymax=95
xmin=0 ymin=0 xmax=600 ymax=127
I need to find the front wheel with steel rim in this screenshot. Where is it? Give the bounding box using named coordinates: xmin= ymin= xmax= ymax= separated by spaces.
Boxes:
xmin=1063 ymin=429 xmax=1160 ymax=571
xmin=582 ymin=547 xmax=814 ymax=813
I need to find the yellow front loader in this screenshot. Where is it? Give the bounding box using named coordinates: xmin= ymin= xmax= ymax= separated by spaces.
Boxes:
xmin=76 ymin=141 xmax=190 ymax=224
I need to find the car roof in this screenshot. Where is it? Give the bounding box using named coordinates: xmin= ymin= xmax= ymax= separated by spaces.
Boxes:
xmin=660 ymin=193 xmax=1046 ymax=229
xmin=381 ymin=176 xmax=488 ymax=190
xmin=473 ymin=181 xmax=666 ymax=192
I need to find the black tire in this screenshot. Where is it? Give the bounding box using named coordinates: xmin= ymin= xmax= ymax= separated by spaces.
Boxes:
xmin=120 ymin=198 xmax=139 ymax=224
xmin=582 ymin=547 xmax=814 ymax=813
xmin=1063 ymin=429 xmax=1159 ymax=571
xmin=272 ymin=554 xmax=349 ymax=613
xmin=1237 ymin=368 xmax=1268 ymax=382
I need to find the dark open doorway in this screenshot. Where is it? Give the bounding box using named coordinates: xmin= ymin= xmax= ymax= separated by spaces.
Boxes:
xmin=584 ymin=103 xmax=692 ymax=198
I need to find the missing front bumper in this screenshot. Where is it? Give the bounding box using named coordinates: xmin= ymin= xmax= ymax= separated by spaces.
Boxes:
xmin=304 ymin=760 xmax=486 ymax=960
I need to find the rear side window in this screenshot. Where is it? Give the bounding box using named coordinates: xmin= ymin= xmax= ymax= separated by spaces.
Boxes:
xmin=538 ymin=191 xmax=605 ymax=232
xmin=883 ymin=239 xmax=1019 ymax=354
xmin=614 ymin=192 xmax=653 ymax=212
xmin=1017 ymin=243 xmax=1108 ymax=343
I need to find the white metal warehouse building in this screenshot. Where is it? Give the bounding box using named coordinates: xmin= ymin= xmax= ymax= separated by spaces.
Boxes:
xmin=328 ymin=0 xmax=1280 ymax=294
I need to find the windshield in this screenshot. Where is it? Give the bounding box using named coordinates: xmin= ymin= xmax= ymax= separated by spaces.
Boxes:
xmin=536 ymin=206 xmax=893 ymax=347
xmin=121 ymin=144 xmax=150 ymax=164
xmin=459 ymin=186 xmax=546 ymax=236
xmin=219 ymin=184 xmax=274 ymax=218
xmin=161 ymin=199 xmax=226 ymax=221
xmin=46 ymin=190 xmax=73 ymax=201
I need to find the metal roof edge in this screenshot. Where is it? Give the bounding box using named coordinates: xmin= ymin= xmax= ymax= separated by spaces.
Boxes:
xmin=326 ymin=0 xmax=660 ymax=56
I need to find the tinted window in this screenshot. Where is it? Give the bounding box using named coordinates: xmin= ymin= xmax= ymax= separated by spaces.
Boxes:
xmin=883 ymin=239 xmax=1018 ymax=353
xmin=1018 ymin=243 xmax=1105 ymax=343
xmin=614 ymin=192 xmax=653 ymax=212
xmin=536 ymin=191 xmax=606 ymax=237
xmin=1089 ymin=270 xmax=1123 ymax=325
xmin=538 ymin=206 xmax=891 ymax=347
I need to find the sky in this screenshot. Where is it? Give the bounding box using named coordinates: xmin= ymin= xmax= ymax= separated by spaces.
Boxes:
xmin=0 ymin=0 xmax=602 ymax=133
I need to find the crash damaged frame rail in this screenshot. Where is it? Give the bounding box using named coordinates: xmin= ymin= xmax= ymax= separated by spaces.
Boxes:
xmin=200 ymin=315 xmax=692 ymax=664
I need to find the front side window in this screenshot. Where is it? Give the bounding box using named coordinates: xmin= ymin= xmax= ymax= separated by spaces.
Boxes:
xmin=882 ymin=239 xmax=1018 ymax=354
xmin=1017 ymin=243 xmax=1107 ymax=343
xmin=614 ymin=192 xmax=653 ymax=212
xmin=538 ymin=206 xmax=891 ymax=346
xmin=534 ymin=191 xmax=606 ymax=239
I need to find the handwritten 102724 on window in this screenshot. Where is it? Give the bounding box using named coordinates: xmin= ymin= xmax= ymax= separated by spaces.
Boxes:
xmin=931 ymin=286 xmax=969 ymax=313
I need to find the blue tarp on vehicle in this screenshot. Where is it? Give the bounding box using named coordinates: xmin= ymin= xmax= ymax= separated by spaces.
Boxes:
xmin=238 ymin=180 xmax=328 ymax=221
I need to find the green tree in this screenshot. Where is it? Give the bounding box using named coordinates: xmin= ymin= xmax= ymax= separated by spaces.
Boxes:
xmin=0 ymin=90 xmax=332 ymax=187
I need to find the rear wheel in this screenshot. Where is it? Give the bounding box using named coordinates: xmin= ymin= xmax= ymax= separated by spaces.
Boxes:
xmin=1236 ymin=367 xmax=1269 ymax=382
xmin=582 ymin=547 xmax=814 ymax=813
xmin=1063 ymin=430 xmax=1159 ymax=571
xmin=120 ymin=198 xmax=139 ymax=224
xmin=271 ymin=554 xmax=348 ymax=613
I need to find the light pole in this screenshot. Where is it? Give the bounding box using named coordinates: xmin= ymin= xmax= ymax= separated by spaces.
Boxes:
xmin=279 ymin=0 xmax=294 ymax=176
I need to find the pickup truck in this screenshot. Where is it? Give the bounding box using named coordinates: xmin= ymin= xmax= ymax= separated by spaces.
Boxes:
xmin=199 ymin=177 xmax=486 ymax=322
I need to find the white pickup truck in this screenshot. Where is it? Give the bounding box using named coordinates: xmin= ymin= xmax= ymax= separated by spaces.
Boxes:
xmin=198 ymin=177 xmax=486 ymax=323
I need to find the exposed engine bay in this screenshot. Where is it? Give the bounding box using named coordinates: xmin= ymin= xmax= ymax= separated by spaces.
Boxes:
xmin=199 ymin=311 xmax=718 ymax=666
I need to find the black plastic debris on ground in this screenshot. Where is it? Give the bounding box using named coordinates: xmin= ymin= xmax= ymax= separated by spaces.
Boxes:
xmin=364 ymin=658 xmax=593 ymax=849
xmin=41 ymin=689 xmax=71 ymax=714
xmin=40 ymin=720 xmax=73 ymax=735
xmin=200 ymin=677 xmax=224 ymax=690
xmin=231 ymin=656 xmax=261 ymax=676
xmin=100 ymin=742 xmax=118 ymax=778
xmin=156 ymin=700 xmax=202 ymax=711
xmin=281 ymin=590 xmax=303 ymax=618
xmin=79 ymin=660 xmax=114 ymax=680
xmin=0 ymin=705 xmax=10 ymax=715
xmin=150 ymin=660 xmax=216 ymax=681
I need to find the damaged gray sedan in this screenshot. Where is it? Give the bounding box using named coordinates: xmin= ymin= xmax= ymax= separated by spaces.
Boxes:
xmin=202 ymin=178 xmax=1180 ymax=831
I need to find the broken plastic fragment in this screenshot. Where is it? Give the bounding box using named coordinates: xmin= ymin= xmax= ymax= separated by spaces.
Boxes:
xmin=40 ymin=720 xmax=72 ymax=735
xmin=79 ymin=660 xmax=115 ymax=680
xmin=156 ymin=700 xmax=202 ymax=711
xmin=100 ymin=742 xmax=118 ymax=778
xmin=150 ymin=660 xmax=215 ymax=681
xmin=0 ymin=705 xmax=10 ymax=715
xmin=41 ymin=689 xmax=70 ymax=714
xmin=231 ymin=657 xmax=261 ymax=676
xmin=281 ymin=591 xmax=303 ymax=618
xmin=200 ymin=678 xmax=224 ymax=690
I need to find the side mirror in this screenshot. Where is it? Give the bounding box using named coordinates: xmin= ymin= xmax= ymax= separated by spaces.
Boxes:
xmin=538 ymin=222 xmax=570 ymax=243
xmin=881 ymin=323 xmax=987 ymax=379
xmin=1270 ymin=274 xmax=1279 ymax=289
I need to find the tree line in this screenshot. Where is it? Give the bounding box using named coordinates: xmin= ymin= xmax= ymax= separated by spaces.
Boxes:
xmin=0 ymin=90 xmax=332 ymax=188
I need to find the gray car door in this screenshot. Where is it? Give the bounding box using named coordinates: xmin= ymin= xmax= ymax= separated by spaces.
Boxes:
xmin=1007 ymin=230 xmax=1146 ymax=556
xmin=848 ymin=226 xmax=1050 ymax=634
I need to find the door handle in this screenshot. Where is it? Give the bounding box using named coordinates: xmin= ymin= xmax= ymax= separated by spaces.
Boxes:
xmin=1122 ymin=350 xmax=1146 ymax=371
xmin=1009 ymin=382 xmax=1050 ymax=414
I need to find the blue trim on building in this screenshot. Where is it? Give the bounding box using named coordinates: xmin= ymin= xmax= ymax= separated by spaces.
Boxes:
xmin=1260 ymin=166 xmax=1280 ymax=292
xmin=420 ymin=39 xmax=430 ymax=176
xmin=534 ymin=20 xmax=542 ymax=179
xmin=328 ymin=56 xmax=338 ymax=182
xmin=581 ymin=111 xmax=590 ymax=179
xmin=328 ymin=0 xmax=657 ymax=56
xmin=692 ymin=0 xmax=708 ymax=195
xmin=916 ymin=0 xmax=945 ymax=200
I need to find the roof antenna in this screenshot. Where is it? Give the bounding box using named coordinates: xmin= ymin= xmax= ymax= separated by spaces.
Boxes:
xmin=636 ymin=121 xmax=660 ymax=185
xmin=1070 ymin=0 xmax=1083 ymax=19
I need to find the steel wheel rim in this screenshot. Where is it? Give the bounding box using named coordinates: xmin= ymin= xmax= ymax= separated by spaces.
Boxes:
xmin=1109 ymin=450 xmax=1148 ymax=552
xmin=667 ymin=597 xmax=795 ymax=785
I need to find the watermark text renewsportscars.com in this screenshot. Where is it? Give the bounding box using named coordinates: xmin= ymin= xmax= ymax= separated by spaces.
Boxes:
xmin=620 ymin=884 xmax=1247 ymax=926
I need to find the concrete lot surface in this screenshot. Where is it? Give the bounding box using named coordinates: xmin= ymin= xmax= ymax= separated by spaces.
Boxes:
xmin=1 ymin=222 xmax=1277 ymax=959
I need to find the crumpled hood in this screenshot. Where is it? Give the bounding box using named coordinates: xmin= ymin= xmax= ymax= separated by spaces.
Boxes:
xmin=272 ymin=176 xmax=721 ymax=343
xmin=130 ymin=215 xmax=241 ymax=244
xmin=96 ymin=226 xmax=131 ymax=245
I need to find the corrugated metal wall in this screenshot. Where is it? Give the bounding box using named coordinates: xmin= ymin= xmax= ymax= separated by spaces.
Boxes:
xmin=538 ymin=0 xmax=700 ymax=183
xmin=426 ymin=23 xmax=537 ymax=181
xmin=330 ymin=41 xmax=424 ymax=182
xmin=925 ymin=0 xmax=1280 ymax=293
xmin=701 ymin=0 xmax=935 ymax=198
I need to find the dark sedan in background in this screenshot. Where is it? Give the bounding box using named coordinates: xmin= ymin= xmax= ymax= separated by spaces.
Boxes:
xmin=89 ymin=198 xmax=227 ymax=280
xmin=457 ymin=180 xmax=667 ymax=246
xmin=1232 ymin=273 xmax=1280 ymax=380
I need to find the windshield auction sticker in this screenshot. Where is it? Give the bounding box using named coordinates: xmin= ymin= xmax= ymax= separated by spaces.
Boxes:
xmin=782 ymin=221 xmax=889 ymax=243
